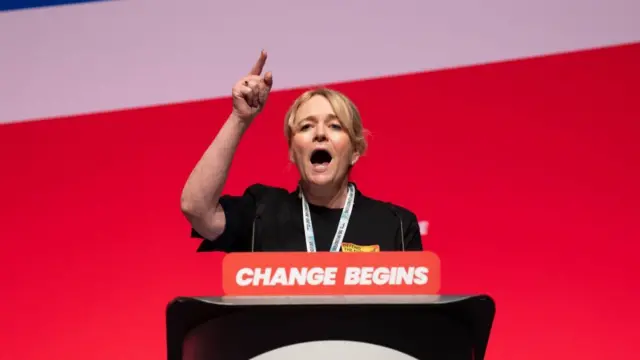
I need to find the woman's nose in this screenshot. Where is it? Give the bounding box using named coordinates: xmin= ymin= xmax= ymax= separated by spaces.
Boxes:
xmin=313 ymin=124 xmax=328 ymax=141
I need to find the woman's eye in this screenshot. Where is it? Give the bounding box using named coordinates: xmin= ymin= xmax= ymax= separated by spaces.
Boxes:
xmin=330 ymin=124 xmax=342 ymax=130
xmin=300 ymin=124 xmax=311 ymax=131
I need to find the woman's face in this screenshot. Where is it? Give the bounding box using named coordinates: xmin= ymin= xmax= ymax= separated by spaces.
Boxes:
xmin=289 ymin=95 xmax=359 ymax=188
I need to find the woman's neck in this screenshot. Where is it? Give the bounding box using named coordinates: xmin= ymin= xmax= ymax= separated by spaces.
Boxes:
xmin=300 ymin=179 xmax=349 ymax=209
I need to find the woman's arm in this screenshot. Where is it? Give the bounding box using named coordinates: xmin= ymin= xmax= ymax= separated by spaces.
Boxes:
xmin=180 ymin=113 xmax=250 ymax=240
xmin=180 ymin=50 xmax=273 ymax=241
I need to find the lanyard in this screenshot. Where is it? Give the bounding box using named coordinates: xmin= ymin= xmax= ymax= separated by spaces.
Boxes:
xmin=301 ymin=183 xmax=356 ymax=252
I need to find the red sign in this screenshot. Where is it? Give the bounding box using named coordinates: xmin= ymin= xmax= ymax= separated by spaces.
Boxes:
xmin=221 ymin=251 xmax=441 ymax=296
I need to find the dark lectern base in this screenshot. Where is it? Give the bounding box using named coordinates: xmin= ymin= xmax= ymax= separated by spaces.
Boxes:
xmin=166 ymin=295 xmax=495 ymax=360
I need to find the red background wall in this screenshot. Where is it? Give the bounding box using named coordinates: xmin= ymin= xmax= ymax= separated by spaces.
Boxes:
xmin=1 ymin=43 xmax=639 ymax=359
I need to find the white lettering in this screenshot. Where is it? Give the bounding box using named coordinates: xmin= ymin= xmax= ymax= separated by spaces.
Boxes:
xmin=307 ymin=267 xmax=324 ymax=285
xmin=236 ymin=268 xmax=253 ymax=287
xmin=288 ymin=267 xmax=306 ymax=285
xmin=322 ymin=267 xmax=338 ymax=285
xmin=252 ymin=268 xmax=271 ymax=285
xmin=269 ymin=268 xmax=288 ymax=286
xmin=372 ymin=267 xmax=390 ymax=285
xmin=344 ymin=267 xmax=361 ymax=285
xmin=236 ymin=266 xmax=429 ymax=287
xmin=413 ymin=266 xmax=429 ymax=285
xmin=394 ymin=267 xmax=412 ymax=285
xmin=343 ymin=266 xmax=429 ymax=285
xmin=234 ymin=267 xmax=339 ymax=286
xmin=360 ymin=267 xmax=374 ymax=285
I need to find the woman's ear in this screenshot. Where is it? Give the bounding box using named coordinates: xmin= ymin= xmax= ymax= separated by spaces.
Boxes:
xmin=351 ymin=151 xmax=360 ymax=166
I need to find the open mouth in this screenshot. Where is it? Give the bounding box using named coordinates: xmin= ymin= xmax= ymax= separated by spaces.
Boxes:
xmin=310 ymin=149 xmax=332 ymax=167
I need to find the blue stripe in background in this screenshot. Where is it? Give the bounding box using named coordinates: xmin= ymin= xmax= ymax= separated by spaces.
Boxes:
xmin=0 ymin=0 xmax=109 ymax=12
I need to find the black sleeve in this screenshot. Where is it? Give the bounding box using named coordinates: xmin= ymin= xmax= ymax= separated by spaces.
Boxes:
xmin=191 ymin=184 xmax=269 ymax=253
xmin=403 ymin=212 xmax=423 ymax=251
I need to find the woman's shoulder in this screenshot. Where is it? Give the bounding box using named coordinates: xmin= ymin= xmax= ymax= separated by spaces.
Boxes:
xmin=239 ymin=183 xmax=295 ymax=200
xmin=357 ymin=191 xmax=418 ymax=222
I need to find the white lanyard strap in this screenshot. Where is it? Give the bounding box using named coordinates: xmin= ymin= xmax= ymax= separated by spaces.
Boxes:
xmin=301 ymin=183 xmax=356 ymax=252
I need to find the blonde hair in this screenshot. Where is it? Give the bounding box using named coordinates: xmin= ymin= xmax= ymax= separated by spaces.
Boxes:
xmin=283 ymin=88 xmax=368 ymax=155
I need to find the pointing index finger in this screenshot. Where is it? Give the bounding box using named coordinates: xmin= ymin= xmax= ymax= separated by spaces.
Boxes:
xmin=249 ymin=50 xmax=267 ymax=75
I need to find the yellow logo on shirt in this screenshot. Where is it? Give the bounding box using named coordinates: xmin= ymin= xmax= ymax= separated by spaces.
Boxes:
xmin=341 ymin=243 xmax=380 ymax=252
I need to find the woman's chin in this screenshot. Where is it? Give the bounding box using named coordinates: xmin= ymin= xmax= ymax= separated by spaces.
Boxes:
xmin=304 ymin=172 xmax=336 ymax=186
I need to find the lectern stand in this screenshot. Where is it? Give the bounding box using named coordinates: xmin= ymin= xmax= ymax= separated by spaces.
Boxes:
xmin=166 ymin=295 xmax=495 ymax=360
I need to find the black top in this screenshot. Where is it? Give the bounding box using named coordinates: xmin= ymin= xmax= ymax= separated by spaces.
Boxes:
xmin=192 ymin=183 xmax=423 ymax=252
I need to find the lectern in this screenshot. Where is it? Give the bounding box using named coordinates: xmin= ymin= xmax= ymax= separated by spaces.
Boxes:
xmin=166 ymin=294 xmax=495 ymax=360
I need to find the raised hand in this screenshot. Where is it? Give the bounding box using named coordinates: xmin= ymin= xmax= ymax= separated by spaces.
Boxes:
xmin=231 ymin=50 xmax=274 ymax=123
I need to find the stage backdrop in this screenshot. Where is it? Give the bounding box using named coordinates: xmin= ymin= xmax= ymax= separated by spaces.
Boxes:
xmin=1 ymin=1 xmax=639 ymax=359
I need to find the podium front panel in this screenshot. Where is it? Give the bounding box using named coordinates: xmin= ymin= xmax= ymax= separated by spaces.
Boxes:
xmin=167 ymin=295 xmax=495 ymax=360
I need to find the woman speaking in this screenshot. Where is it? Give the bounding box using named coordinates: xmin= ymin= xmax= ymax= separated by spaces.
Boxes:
xmin=180 ymin=51 xmax=423 ymax=252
